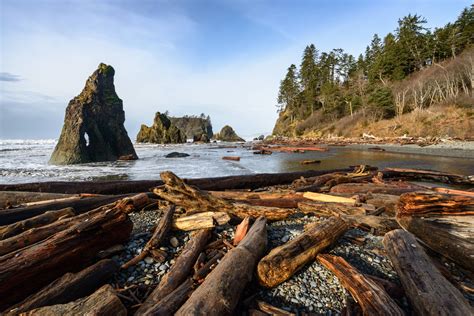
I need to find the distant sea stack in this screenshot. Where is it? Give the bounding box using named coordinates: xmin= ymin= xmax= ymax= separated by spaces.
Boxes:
xmin=170 ymin=115 xmax=213 ymax=142
xmin=50 ymin=63 xmax=137 ymax=165
xmin=136 ymin=112 xmax=186 ymax=144
xmin=214 ymin=125 xmax=245 ymax=142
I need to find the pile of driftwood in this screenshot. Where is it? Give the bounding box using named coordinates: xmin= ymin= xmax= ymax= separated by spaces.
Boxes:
xmin=0 ymin=166 xmax=473 ymax=315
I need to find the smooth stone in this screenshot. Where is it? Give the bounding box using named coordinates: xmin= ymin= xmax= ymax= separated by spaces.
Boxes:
xmin=170 ymin=237 xmax=179 ymax=248
xmin=144 ymin=257 xmax=154 ymax=264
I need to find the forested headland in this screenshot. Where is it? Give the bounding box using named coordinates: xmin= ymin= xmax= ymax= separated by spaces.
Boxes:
xmin=273 ymin=5 xmax=474 ymax=138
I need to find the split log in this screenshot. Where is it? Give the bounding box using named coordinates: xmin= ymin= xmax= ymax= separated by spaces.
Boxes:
xmin=0 ymin=168 xmax=352 ymax=194
xmin=136 ymin=229 xmax=211 ymax=315
xmin=0 ymin=194 xmax=147 ymax=309
xmin=330 ymin=182 xmax=425 ymax=195
xmin=257 ymin=216 xmax=348 ymax=288
xmin=303 ymin=192 xmax=355 ymax=204
xmin=176 ymin=217 xmax=267 ymax=315
xmin=172 ymin=211 xmax=231 ymax=231
xmin=5 ymin=259 xmax=118 ymax=314
xmin=382 ymin=167 xmax=474 ymax=185
xmin=0 ymin=194 xmax=132 ymax=225
xmin=0 ymin=191 xmax=73 ymax=209
xmin=21 ymin=284 xmax=126 ymax=316
xmin=397 ymin=192 xmax=474 ymax=271
xmin=122 ymin=205 xmax=175 ymax=269
xmin=234 ymin=216 xmax=250 ymax=245
xmin=154 ymin=171 xmax=297 ymax=221
xmin=383 ymin=229 xmax=473 ymax=315
xmin=0 ymin=208 xmax=74 ymax=240
xmin=317 ymin=254 xmax=404 ymax=316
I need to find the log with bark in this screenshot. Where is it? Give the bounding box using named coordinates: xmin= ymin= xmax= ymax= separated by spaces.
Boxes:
xmin=210 ymin=191 xmax=308 ymax=208
xmin=154 ymin=171 xmax=297 ymax=221
xmin=172 ymin=211 xmax=231 ymax=231
xmin=297 ymin=201 xmax=366 ymax=217
xmin=122 ymin=205 xmax=175 ymax=269
xmin=176 ymin=217 xmax=267 ymax=315
xmin=330 ymin=182 xmax=425 ymax=195
xmin=5 ymin=259 xmax=118 ymax=314
xmin=396 ymin=192 xmax=474 ymax=271
xmin=136 ymin=229 xmax=211 ymax=315
xmin=257 ymin=216 xmax=349 ymax=288
xmin=317 ymin=254 xmax=404 ymax=316
xmin=0 ymin=194 xmax=148 ymax=309
xmin=0 ymin=207 xmax=74 ymax=240
xmin=0 ymin=168 xmax=352 ymax=194
xmin=20 ymin=284 xmax=127 ymax=316
xmin=383 ymin=229 xmax=473 ymax=315
xmin=382 ymin=167 xmax=474 ymax=185
xmin=0 ymin=191 xmax=74 ymax=209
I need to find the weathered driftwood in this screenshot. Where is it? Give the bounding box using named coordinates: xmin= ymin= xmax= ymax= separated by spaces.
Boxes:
xmin=297 ymin=201 xmax=366 ymax=217
xmin=234 ymin=216 xmax=250 ymax=245
xmin=0 ymin=168 xmax=352 ymax=194
xmin=5 ymin=259 xmax=118 ymax=314
xmin=365 ymin=194 xmax=400 ymax=216
xmin=0 ymin=195 xmax=147 ymax=309
xmin=0 ymin=191 xmax=73 ymax=209
xmin=0 ymin=208 xmax=74 ymax=240
xmin=303 ymin=192 xmax=356 ymax=204
xmin=343 ymin=215 xmax=400 ymax=235
xmin=383 ymin=229 xmax=473 ymax=316
xmin=209 ymin=191 xmax=307 ymax=208
xmin=0 ymin=194 xmax=131 ymax=225
xmin=330 ymin=182 xmax=425 ymax=195
xmin=257 ymin=216 xmax=348 ymax=288
xmin=193 ymin=251 xmax=225 ymax=280
xmin=432 ymin=187 xmax=474 ymax=197
xmin=256 ymin=300 xmax=296 ymax=315
xmin=172 ymin=211 xmax=231 ymax=231
xmin=176 ymin=217 xmax=267 ymax=315
xmin=21 ymin=284 xmax=126 ymax=316
xmin=122 ymin=205 xmax=175 ymax=269
xmin=397 ymin=192 xmax=474 ymax=271
xmin=140 ymin=278 xmax=195 ymax=316
xmin=317 ymin=254 xmax=404 ymax=316
xmin=154 ymin=171 xmax=297 ymax=221
xmin=382 ymin=167 xmax=474 ymax=185
xmin=136 ymin=229 xmax=211 ymax=315
xmin=222 ymin=156 xmax=240 ymax=161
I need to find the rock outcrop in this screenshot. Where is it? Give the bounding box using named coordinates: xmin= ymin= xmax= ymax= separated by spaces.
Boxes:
xmin=136 ymin=112 xmax=186 ymax=144
xmin=214 ymin=125 xmax=245 ymax=142
xmin=170 ymin=115 xmax=213 ymax=142
xmin=50 ymin=63 xmax=137 ymax=165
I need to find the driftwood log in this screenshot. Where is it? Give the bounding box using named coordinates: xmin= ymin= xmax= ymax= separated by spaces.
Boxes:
xmin=382 ymin=167 xmax=474 ymax=185
xmin=0 ymin=191 xmax=74 ymax=209
xmin=0 ymin=208 xmax=74 ymax=240
xmin=330 ymin=182 xmax=425 ymax=195
xmin=172 ymin=212 xmax=231 ymax=231
xmin=397 ymin=192 xmax=474 ymax=271
xmin=21 ymin=284 xmax=126 ymax=316
xmin=122 ymin=205 xmax=175 ymax=269
xmin=176 ymin=217 xmax=267 ymax=315
xmin=383 ymin=229 xmax=473 ymax=315
xmin=0 ymin=168 xmax=352 ymax=194
xmin=317 ymin=254 xmax=404 ymax=316
xmin=257 ymin=216 xmax=348 ymax=288
xmin=5 ymin=259 xmax=118 ymax=314
xmin=0 ymin=194 xmax=147 ymax=309
xmin=136 ymin=229 xmax=211 ymax=315
xmin=141 ymin=278 xmax=195 ymax=316
xmin=154 ymin=171 xmax=297 ymax=220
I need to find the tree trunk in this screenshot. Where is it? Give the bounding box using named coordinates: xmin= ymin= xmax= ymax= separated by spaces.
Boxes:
xmin=21 ymin=284 xmax=126 ymax=316
xmin=383 ymin=229 xmax=472 ymax=316
xmin=0 ymin=208 xmax=74 ymax=240
xmin=257 ymin=216 xmax=348 ymax=288
xmin=136 ymin=229 xmax=211 ymax=315
xmin=0 ymin=191 xmax=74 ymax=209
xmin=176 ymin=217 xmax=267 ymax=316
xmin=0 ymin=194 xmax=147 ymax=309
xmin=397 ymin=192 xmax=474 ymax=271
xmin=122 ymin=205 xmax=175 ymax=269
xmin=330 ymin=182 xmax=424 ymax=195
xmin=5 ymin=259 xmax=118 ymax=314
xmin=0 ymin=169 xmax=352 ymax=194
xmin=382 ymin=167 xmax=473 ymax=185
xmin=317 ymin=254 xmax=404 ymax=316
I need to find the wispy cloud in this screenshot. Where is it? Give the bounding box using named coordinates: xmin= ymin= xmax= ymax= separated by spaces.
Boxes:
xmin=0 ymin=72 xmax=22 ymax=82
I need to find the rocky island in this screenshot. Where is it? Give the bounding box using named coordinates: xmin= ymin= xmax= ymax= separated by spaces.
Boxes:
xmin=214 ymin=125 xmax=245 ymax=142
xmin=170 ymin=114 xmax=213 ymax=142
xmin=49 ymin=63 xmax=137 ymax=165
xmin=136 ymin=112 xmax=186 ymax=144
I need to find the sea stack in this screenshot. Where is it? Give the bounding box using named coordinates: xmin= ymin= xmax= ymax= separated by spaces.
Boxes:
xmin=50 ymin=63 xmax=137 ymax=165
xmin=136 ymin=112 xmax=186 ymax=144
xmin=214 ymin=125 xmax=245 ymax=142
xmin=170 ymin=115 xmax=213 ymax=142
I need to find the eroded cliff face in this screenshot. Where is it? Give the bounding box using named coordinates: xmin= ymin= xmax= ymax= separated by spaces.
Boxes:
xmin=136 ymin=112 xmax=186 ymax=144
xmin=214 ymin=125 xmax=245 ymax=142
xmin=50 ymin=63 xmax=137 ymax=165
xmin=170 ymin=116 xmax=213 ymax=142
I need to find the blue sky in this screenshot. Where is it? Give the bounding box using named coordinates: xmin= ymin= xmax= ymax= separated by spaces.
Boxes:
xmin=0 ymin=0 xmax=471 ymax=139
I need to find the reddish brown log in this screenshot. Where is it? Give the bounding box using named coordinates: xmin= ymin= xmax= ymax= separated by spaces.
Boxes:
xmin=257 ymin=217 xmax=348 ymax=288
xmin=0 ymin=191 xmax=74 ymax=209
xmin=383 ymin=229 xmax=472 ymax=316
xmin=330 ymin=182 xmax=425 ymax=195
xmin=222 ymin=156 xmax=240 ymax=161
xmin=176 ymin=217 xmax=267 ymax=315
xmin=382 ymin=167 xmax=473 ymax=185
xmin=317 ymin=254 xmax=404 ymax=316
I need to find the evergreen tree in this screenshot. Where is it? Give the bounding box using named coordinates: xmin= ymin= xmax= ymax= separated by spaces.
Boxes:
xmin=396 ymin=14 xmax=429 ymax=72
xmin=277 ymin=64 xmax=300 ymax=114
xmin=299 ymin=44 xmax=320 ymax=113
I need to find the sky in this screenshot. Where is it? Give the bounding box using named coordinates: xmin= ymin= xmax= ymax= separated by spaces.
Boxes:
xmin=0 ymin=0 xmax=471 ymax=139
